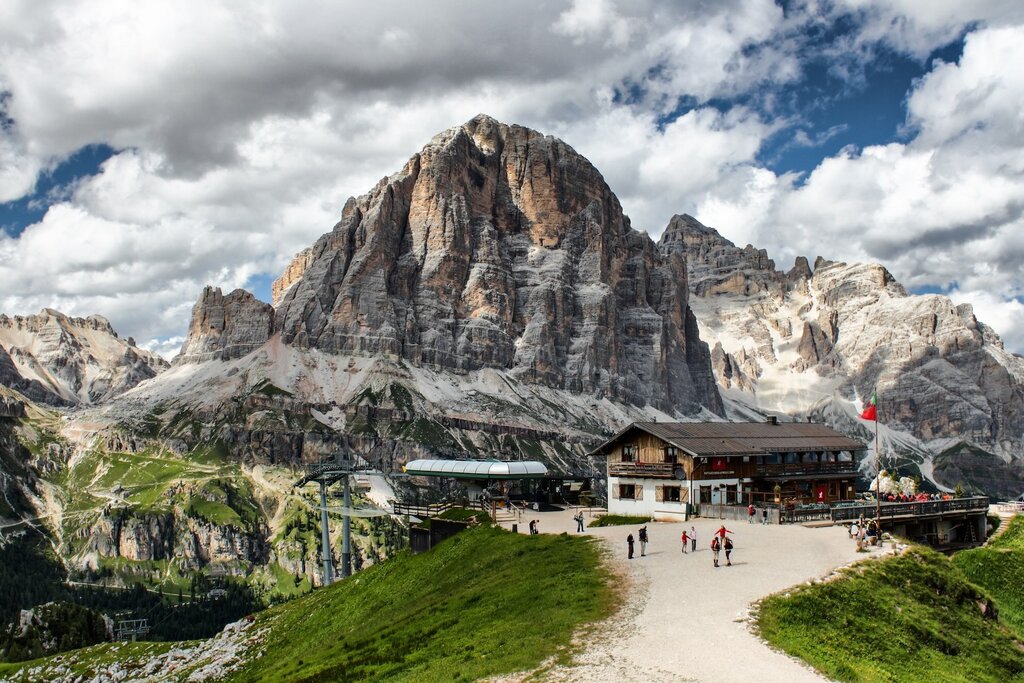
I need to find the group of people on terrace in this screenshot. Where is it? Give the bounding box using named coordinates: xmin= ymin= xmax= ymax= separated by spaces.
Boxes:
xmin=875 ymin=491 xmax=953 ymax=503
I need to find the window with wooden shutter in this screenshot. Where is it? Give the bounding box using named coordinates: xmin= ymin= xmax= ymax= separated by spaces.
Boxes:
xmin=619 ymin=484 xmax=635 ymax=499
xmin=664 ymin=486 xmax=681 ymax=502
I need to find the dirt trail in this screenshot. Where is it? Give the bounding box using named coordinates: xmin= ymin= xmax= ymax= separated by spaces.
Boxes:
xmin=501 ymin=508 xmax=886 ymax=683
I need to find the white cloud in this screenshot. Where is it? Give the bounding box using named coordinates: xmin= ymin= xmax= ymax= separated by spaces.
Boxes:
xmin=553 ymin=0 xmax=637 ymax=48
xmin=0 ymin=130 xmax=40 ymax=203
xmin=950 ymin=289 xmax=1024 ymax=354
xmin=693 ymin=24 xmax=1024 ymax=351
xmin=0 ymin=1 xmax=1023 ymax=356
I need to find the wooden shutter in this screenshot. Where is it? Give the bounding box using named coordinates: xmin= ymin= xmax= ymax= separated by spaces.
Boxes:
xmin=655 ymin=486 xmax=664 ymax=502
xmin=635 ymin=485 xmax=644 ymax=501
xmin=680 ymin=487 xmax=689 ymax=503
xmin=611 ymin=485 xmax=620 ymax=500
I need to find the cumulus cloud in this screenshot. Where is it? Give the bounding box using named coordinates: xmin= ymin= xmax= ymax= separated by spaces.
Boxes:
xmin=0 ymin=1 xmax=1023 ymax=356
xmin=695 ymin=23 xmax=1024 ymax=350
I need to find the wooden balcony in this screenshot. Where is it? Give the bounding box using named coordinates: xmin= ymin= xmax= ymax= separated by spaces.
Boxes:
xmin=608 ymin=461 xmax=676 ymax=478
xmin=754 ymin=461 xmax=857 ymax=478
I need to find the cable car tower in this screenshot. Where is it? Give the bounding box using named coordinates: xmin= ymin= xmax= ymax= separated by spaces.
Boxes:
xmin=293 ymin=457 xmax=381 ymax=587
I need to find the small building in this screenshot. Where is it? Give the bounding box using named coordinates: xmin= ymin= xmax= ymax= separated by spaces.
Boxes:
xmin=589 ymin=419 xmax=866 ymax=520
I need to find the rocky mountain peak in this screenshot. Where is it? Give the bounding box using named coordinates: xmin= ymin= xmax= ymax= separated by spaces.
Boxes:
xmin=265 ymin=116 xmax=722 ymax=415
xmin=0 ymin=309 xmax=169 ymax=405
xmin=680 ymin=214 xmax=1024 ymax=497
xmin=176 ymin=287 xmax=274 ymax=364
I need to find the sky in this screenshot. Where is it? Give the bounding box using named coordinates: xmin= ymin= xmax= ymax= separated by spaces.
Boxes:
xmin=1 ymin=1 xmax=1024 ymax=357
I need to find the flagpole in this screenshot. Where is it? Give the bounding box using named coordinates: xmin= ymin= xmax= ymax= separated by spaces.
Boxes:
xmin=875 ymin=399 xmax=881 ymax=542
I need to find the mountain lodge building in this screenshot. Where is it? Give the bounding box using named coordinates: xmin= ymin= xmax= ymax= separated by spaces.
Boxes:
xmin=590 ymin=419 xmax=866 ymax=520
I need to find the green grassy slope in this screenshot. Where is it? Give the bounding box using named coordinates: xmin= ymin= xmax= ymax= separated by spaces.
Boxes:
xmin=953 ymin=516 xmax=1024 ymax=637
xmin=757 ymin=547 xmax=1024 ymax=683
xmin=0 ymin=525 xmax=616 ymax=682
xmin=227 ymin=525 xmax=615 ymax=682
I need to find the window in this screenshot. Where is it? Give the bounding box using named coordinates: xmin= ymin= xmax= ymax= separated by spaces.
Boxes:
xmin=725 ymin=484 xmax=738 ymax=505
xmin=622 ymin=445 xmax=637 ymax=462
xmin=700 ymin=485 xmax=712 ymax=504
xmin=664 ymin=446 xmax=678 ymax=464
xmin=664 ymin=486 xmax=681 ymax=502
xmin=619 ymin=484 xmax=636 ymax=499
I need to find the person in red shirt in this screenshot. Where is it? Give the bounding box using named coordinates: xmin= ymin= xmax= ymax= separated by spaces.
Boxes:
xmin=747 ymin=504 xmax=755 ymax=523
xmin=715 ymin=525 xmax=733 ymax=540
xmin=680 ymin=529 xmax=689 ymax=554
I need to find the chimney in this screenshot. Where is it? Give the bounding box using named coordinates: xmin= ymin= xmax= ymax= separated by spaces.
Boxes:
xmin=766 ymin=416 xmax=778 ymax=425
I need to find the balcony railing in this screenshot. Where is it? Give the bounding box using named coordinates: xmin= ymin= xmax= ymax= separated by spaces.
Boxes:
xmin=829 ymin=496 xmax=989 ymax=523
xmin=608 ymin=461 xmax=676 ymax=478
xmin=755 ymin=461 xmax=857 ymax=477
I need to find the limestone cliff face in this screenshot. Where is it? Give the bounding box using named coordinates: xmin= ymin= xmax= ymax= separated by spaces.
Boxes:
xmin=0 ymin=310 xmax=168 ymax=405
xmin=272 ymin=115 xmax=722 ymax=415
xmin=669 ymin=214 xmax=1024 ymax=496
xmin=271 ymin=247 xmax=315 ymax=308
xmin=176 ymin=287 xmax=275 ymax=364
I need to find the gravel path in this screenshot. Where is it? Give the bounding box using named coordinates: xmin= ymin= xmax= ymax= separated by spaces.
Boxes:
xmin=501 ymin=508 xmax=881 ymax=683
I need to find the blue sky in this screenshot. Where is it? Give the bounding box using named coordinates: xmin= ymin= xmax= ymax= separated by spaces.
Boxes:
xmin=0 ymin=1 xmax=1022 ymax=354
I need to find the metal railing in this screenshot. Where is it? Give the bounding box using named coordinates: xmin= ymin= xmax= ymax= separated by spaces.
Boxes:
xmin=829 ymin=496 xmax=989 ymax=523
xmin=392 ymin=500 xmax=486 ymax=518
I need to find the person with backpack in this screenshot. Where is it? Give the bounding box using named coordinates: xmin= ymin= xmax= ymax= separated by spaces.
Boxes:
xmin=724 ymin=536 xmax=734 ymax=566
xmin=747 ymin=503 xmax=755 ymax=524
xmin=574 ymin=512 xmax=585 ymax=532
xmin=627 ymin=533 xmax=635 ymax=559
xmin=710 ymin=536 xmax=721 ymax=567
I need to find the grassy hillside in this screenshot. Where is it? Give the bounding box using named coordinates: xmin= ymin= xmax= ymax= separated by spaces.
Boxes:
xmin=953 ymin=516 xmax=1024 ymax=637
xmin=757 ymin=546 xmax=1024 ymax=682
xmin=0 ymin=524 xmax=616 ymax=682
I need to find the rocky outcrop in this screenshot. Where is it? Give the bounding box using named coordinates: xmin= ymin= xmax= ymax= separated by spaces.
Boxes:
xmin=673 ymin=214 xmax=1024 ymax=495
xmin=272 ymin=247 xmax=315 ymax=308
xmin=0 ymin=310 xmax=168 ymax=405
xmin=175 ymin=287 xmax=274 ymax=364
xmin=272 ymin=115 xmax=722 ymax=416
xmin=86 ymin=509 xmax=269 ymax=571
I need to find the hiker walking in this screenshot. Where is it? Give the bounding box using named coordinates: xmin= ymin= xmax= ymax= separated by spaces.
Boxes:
xmin=724 ymin=536 xmax=734 ymax=566
xmin=690 ymin=526 xmax=697 ymax=552
xmin=638 ymin=526 xmax=649 ymax=557
xmin=747 ymin=503 xmax=755 ymax=524
xmin=711 ymin=536 xmax=721 ymax=567
xmin=761 ymin=508 xmax=769 ymax=525
xmin=627 ymin=533 xmax=635 ymax=559
xmin=575 ymin=512 xmax=585 ymax=533
xmin=680 ymin=529 xmax=688 ymax=553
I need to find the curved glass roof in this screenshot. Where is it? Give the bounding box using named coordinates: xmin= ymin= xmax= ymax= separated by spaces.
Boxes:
xmin=403 ymin=459 xmax=548 ymax=480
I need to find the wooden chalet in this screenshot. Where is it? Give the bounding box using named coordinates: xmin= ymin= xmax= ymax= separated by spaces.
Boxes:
xmin=589 ymin=418 xmax=866 ymax=519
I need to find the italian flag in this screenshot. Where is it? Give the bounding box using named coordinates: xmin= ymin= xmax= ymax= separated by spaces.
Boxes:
xmin=860 ymin=392 xmax=877 ymax=421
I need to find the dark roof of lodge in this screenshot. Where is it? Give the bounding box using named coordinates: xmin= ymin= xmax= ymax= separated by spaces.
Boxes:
xmin=588 ymin=421 xmax=866 ymax=458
